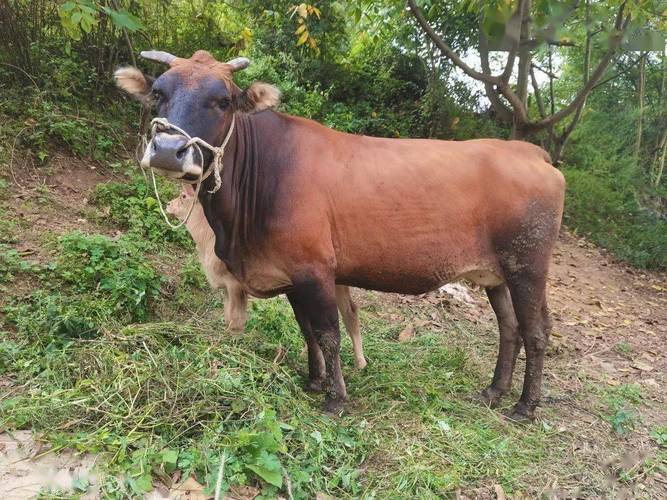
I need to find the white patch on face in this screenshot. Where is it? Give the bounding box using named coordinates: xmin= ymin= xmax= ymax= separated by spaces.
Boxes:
xmin=180 ymin=147 xmax=203 ymax=177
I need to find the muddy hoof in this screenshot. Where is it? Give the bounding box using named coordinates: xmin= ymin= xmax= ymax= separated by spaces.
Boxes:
xmin=505 ymin=402 xmax=536 ymax=424
xmin=321 ymin=397 xmax=346 ymax=416
xmin=303 ymin=379 xmax=324 ymax=393
xmin=479 ymin=387 xmax=507 ymax=409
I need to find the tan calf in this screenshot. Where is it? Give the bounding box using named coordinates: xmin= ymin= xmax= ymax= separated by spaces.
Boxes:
xmin=166 ymin=191 xmax=367 ymax=370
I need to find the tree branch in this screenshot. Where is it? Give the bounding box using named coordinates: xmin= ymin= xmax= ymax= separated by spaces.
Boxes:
xmin=408 ymin=0 xmax=498 ymax=84
xmin=591 ymin=55 xmax=643 ymax=91
xmin=408 ymin=0 xmax=528 ymax=124
xmin=530 ymin=66 xmax=547 ymax=119
xmin=531 ymin=62 xmax=558 ymax=80
xmin=525 ymin=3 xmax=630 ymax=132
xmin=479 ymin=25 xmax=514 ymax=123
xmin=499 ymin=0 xmax=525 ymax=83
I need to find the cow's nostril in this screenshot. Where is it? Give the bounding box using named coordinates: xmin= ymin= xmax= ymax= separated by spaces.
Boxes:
xmin=152 ymin=141 xmax=157 ymax=152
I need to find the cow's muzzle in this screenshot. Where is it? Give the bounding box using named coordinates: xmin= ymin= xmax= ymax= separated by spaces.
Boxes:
xmin=141 ymin=132 xmax=203 ymax=178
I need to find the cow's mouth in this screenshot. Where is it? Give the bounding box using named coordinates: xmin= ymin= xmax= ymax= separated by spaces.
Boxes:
xmin=140 ymin=132 xmax=204 ymax=179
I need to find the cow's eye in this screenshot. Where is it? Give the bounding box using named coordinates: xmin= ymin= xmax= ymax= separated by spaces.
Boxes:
xmin=151 ymin=89 xmax=164 ymax=103
xmin=218 ymin=97 xmax=230 ymax=110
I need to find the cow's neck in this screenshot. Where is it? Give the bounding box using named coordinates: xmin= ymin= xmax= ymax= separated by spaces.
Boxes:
xmin=200 ymin=109 xmax=288 ymax=272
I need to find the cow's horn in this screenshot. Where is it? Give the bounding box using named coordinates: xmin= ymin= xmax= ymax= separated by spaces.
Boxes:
xmin=140 ymin=50 xmax=177 ymax=65
xmin=226 ymin=57 xmax=250 ymax=72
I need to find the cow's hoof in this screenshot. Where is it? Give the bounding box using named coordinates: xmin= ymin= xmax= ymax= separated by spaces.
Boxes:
xmin=355 ymin=358 xmax=368 ymax=370
xmin=321 ymin=397 xmax=346 ymax=416
xmin=479 ymin=386 xmax=507 ymax=409
xmin=505 ymin=402 xmax=536 ymax=424
xmin=303 ymin=378 xmax=324 ymax=393
xmin=226 ymin=327 xmax=244 ymax=337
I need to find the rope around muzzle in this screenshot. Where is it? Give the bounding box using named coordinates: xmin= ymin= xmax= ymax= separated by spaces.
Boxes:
xmin=136 ymin=115 xmax=235 ymax=230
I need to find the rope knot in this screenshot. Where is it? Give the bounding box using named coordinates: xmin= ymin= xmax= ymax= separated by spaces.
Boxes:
xmin=136 ymin=115 xmax=236 ymax=229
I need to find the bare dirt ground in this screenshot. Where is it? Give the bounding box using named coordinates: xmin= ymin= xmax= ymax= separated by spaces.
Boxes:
xmin=359 ymin=229 xmax=667 ymax=498
xmin=1 ymin=155 xmax=666 ymax=497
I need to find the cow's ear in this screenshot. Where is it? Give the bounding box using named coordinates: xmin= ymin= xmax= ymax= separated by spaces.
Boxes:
xmin=114 ymin=66 xmax=153 ymax=101
xmin=236 ymin=82 xmax=281 ymax=112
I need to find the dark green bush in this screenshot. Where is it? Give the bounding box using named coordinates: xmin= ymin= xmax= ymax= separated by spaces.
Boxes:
xmin=563 ymin=167 xmax=667 ymax=270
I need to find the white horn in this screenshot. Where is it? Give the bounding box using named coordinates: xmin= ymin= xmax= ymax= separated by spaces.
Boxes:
xmin=226 ymin=57 xmax=250 ymax=72
xmin=140 ymin=50 xmax=177 ymax=65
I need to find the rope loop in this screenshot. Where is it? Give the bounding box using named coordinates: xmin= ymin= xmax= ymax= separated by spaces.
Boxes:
xmin=136 ymin=115 xmax=235 ymax=230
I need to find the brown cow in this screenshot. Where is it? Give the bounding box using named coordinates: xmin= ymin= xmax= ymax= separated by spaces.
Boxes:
xmin=115 ymin=50 xmax=565 ymax=420
xmin=166 ymin=189 xmax=367 ymax=370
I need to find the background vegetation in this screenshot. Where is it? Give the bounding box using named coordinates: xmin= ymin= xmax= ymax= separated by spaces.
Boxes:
xmin=1 ymin=0 xmax=666 ymax=497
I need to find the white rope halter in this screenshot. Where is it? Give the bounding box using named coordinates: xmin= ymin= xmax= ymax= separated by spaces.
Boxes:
xmin=137 ymin=115 xmax=235 ymax=230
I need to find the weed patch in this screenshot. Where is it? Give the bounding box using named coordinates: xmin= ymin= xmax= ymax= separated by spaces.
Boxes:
xmin=92 ymin=175 xmax=191 ymax=249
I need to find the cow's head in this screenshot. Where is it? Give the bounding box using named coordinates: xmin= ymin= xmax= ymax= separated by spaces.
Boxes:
xmin=114 ymin=50 xmax=280 ymax=181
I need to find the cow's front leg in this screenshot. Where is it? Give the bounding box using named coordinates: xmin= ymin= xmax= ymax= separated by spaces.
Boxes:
xmin=288 ymin=274 xmax=347 ymax=414
xmin=288 ymin=292 xmax=325 ymax=391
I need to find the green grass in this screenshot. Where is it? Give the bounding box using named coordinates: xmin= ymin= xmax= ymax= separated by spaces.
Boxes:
xmin=0 ymin=206 xmax=652 ymax=496
xmin=0 ymin=222 xmax=558 ymax=496
xmin=1 ymin=292 xmax=560 ymax=498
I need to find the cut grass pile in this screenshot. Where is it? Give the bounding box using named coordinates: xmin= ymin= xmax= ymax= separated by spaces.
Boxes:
xmin=2 ymin=278 xmax=558 ymax=498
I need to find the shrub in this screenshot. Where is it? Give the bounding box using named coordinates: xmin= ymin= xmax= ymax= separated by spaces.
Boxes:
xmin=56 ymin=232 xmax=161 ymax=320
xmin=92 ymin=175 xmax=192 ymax=249
xmin=563 ymin=167 xmax=667 ymax=270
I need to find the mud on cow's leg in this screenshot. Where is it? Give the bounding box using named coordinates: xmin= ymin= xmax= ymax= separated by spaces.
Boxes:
xmin=505 ymin=274 xmax=551 ymax=423
xmin=288 ymin=274 xmax=347 ymax=414
xmin=288 ymin=292 xmax=325 ymax=392
xmin=481 ymin=283 xmax=522 ymax=408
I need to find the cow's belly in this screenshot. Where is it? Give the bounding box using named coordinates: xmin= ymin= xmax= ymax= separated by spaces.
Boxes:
xmin=336 ymin=261 xmax=503 ymax=294
xmin=227 ymin=258 xmax=293 ymax=298
xmin=335 ymin=237 xmax=503 ymax=294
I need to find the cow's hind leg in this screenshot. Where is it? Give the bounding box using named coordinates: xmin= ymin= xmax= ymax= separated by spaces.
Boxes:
xmin=481 ymin=283 xmax=521 ymax=408
xmin=504 ymin=271 xmax=551 ymax=422
xmin=289 ymin=275 xmax=347 ymax=413
xmin=335 ymin=285 xmax=367 ymax=369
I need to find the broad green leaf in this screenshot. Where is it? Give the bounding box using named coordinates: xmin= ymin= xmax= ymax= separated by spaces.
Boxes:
xmin=106 ymin=9 xmax=144 ymax=31
xmin=162 ymin=449 xmax=179 ymax=473
xmin=246 ymin=463 xmax=283 ymax=487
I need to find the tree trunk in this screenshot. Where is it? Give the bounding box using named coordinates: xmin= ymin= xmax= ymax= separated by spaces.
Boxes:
xmin=550 ymin=0 xmax=592 ymax=164
xmin=635 ymin=53 xmax=646 ymax=162
xmin=652 ymin=127 xmax=667 ymax=187
xmin=512 ymin=0 xmax=532 ymax=139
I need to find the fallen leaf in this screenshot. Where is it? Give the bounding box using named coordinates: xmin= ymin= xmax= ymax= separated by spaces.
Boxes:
xmin=226 ymin=485 xmax=260 ymax=499
xmin=398 ymin=325 xmax=414 ymax=342
xmin=171 ymin=476 xmax=210 ymax=500
xmin=631 ymin=361 xmax=653 ymax=372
